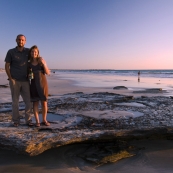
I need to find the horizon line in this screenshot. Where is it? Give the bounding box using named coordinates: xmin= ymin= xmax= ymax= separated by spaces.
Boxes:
xmin=1 ymin=68 xmax=173 ymax=71
xmin=50 ymin=68 xmax=173 ymax=71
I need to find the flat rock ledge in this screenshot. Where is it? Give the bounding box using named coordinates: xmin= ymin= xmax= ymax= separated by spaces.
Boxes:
xmin=0 ymin=92 xmax=173 ymax=157
xmin=133 ymin=88 xmax=166 ymax=93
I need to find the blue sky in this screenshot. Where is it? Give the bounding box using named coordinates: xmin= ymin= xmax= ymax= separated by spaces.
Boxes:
xmin=0 ymin=0 xmax=173 ymax=69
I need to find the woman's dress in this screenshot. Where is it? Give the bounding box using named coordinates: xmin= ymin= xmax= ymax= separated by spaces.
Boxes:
xmin=29 ymin=63 xmax=48 ymax=102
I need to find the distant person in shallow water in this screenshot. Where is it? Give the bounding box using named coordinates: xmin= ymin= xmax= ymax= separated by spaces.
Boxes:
xmin=138 ymin=71 xmax=140 ymax=82
xmin=28 ymin=45 xmax=50 ymax=127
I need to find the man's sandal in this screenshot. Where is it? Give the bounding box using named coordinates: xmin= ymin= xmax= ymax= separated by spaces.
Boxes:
xmin=41 ymin=121 xmax=50 ymax=126
xmin=27 ymin=122 xmax=34 ymax=127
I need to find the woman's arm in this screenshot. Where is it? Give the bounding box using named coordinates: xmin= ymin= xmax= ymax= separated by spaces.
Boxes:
xmin=42 ymin=63 xmax=50 ymax=75
xmin=39 ymin=57 xmax=50 ymax=75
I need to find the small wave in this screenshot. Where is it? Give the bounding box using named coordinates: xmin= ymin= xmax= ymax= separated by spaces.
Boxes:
xmin=51 ymin=69 xmax=173 ymax=79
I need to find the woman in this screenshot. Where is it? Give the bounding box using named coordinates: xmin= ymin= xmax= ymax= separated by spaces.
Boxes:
xmin=28 ymin=45 xmax=50 ymax=127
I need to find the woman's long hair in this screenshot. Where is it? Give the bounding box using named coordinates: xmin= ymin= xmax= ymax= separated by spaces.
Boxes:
xmin=28 ymin=45 xmax=42 ymax=65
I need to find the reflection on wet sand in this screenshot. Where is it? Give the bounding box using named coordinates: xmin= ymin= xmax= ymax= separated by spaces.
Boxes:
xmin=0 ymin=139 xmax=173 ymax=173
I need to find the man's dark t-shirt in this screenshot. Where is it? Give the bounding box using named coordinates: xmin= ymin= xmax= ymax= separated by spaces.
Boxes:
xmin=5 ymin=47 xmax=29 ymax=81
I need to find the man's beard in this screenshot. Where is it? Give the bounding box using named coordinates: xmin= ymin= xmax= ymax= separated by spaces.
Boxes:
xmin=17 ymin=43 xmax=24 ymax=47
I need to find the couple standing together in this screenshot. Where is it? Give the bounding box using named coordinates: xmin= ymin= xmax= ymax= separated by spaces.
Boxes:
xmin=5 ymin=34 xmax=50 ymax=127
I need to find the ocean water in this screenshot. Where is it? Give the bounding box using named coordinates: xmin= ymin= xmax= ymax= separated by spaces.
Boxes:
xmin=52 ymin=69 xmax=173 ymax=78
xmin=51 ymin=69 xmax=173 ymax=90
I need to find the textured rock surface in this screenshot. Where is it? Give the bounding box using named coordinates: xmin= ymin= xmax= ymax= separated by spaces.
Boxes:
xmin=113 ymin=86 xmax=128 ymax=90
xmin=133 ymin=88 xmax=166 ymax=93
xmin=0 ymin=92 xmax=173 ymax=156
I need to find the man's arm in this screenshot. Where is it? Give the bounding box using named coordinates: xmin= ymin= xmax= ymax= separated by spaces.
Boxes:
xmin=5 ymin=62 xmax=12 ymax=80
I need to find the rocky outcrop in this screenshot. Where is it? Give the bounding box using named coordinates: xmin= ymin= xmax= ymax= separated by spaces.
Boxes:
xmin=0 ymin=84 xmax=9 ymax=88
xmin=0 ymin=92 xmax=173 ymax=157
xmin=133 ymin=88 xmax=166 ymax=93
xmin=113 ymin=86 xmax=128 ymax=90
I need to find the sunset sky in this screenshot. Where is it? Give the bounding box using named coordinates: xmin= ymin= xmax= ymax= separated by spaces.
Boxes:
xmin=0 ymin=0 xmax=173 ymax=69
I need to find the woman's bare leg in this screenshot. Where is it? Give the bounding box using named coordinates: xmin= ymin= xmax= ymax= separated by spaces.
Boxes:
xmin=33 ymin=101 xmax=40 ymax=124
xmin=41 ymin=101 xmax=48 ymax=122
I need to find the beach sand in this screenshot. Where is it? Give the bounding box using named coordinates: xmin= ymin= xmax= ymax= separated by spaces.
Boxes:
xmin=0 ymin=72 xmax=173 ymax=172
xmin=47 ymin=73 xmax=173 ymax=100
xmin=0 ymin=71 xmax=172 ymax=103
xmin=0 ymin=140 xmax=173 ymax=173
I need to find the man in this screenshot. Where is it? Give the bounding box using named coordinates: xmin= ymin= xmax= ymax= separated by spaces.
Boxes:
xmin=5 ymin=34 xmax=33 ymax=127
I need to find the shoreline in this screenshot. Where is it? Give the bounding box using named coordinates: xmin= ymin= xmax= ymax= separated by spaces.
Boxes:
xmin=34 ymin=72 xmax=173 ymax=98
xmin=1 ymin=70 xmax=173 ymax=99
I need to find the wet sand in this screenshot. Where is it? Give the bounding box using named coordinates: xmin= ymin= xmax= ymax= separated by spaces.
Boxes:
xmin=0 ymin=140 xmax=173 ymax=173
xmin=1 ymin=71 xmax=173 ymax=172
xmin=47 ymin=73 xmax=173 ymax=100
xmin=1 ymin=71 xmax=172 ymax=103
